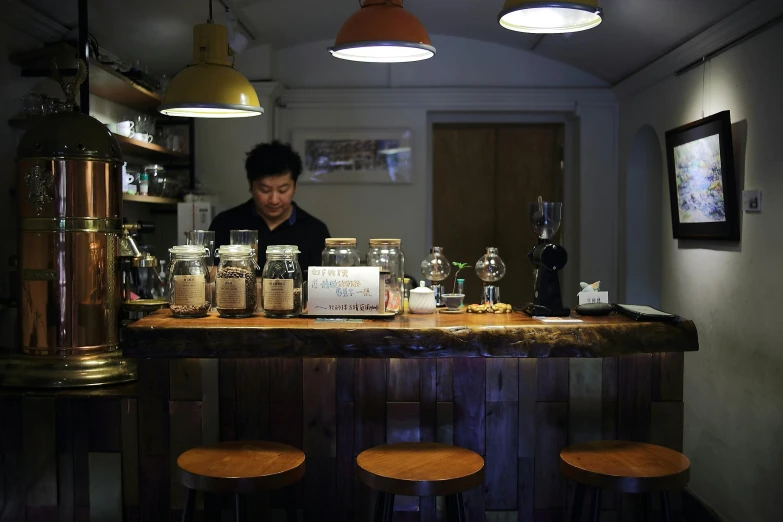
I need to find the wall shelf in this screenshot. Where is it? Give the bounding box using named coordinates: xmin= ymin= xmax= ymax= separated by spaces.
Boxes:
xmin=122 ymin=194 xmax=180 ymax=205
xmin=114 ymin=135 xmax=188 ymax=162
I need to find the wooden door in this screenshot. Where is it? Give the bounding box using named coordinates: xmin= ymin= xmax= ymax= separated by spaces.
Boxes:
xmin=433 ymin=124 xmax=564 ymax=307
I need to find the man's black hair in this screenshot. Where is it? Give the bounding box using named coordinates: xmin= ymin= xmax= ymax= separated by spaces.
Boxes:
xmin=245 ymin=140 xmax=303 ymax=184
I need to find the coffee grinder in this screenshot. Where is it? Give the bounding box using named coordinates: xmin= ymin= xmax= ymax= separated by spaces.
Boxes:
xmin=523 ymin=199 xmax=570 ymax=317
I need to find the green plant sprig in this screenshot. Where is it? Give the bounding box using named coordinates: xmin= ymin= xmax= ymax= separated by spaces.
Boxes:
xmin=451 ymin=261 xmax=471 ymax=294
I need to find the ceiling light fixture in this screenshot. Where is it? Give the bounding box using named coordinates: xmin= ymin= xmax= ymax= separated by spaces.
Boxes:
xmin=329 ymin=0 xmax=435 ymax=63
xmin=159 ymin=0 xmax=263 ymax=118
xmin=498 ymin=0 xmax=603 ymax=34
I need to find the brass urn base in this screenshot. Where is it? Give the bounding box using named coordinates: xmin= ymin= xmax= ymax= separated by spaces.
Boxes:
xmin=0 ymin=350 xmax=137 ymax=388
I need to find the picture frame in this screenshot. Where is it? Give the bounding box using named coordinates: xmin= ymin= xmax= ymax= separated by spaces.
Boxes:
xmin=664 ymin=111 xmax=740 ymax=240
xmin=291 ymin=128 xmax=412 ymax=184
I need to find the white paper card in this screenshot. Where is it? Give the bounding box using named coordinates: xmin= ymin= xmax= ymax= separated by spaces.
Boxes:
xmin=534 ymin=317 xmax=584 ymax=323
xmin=578 ymin=291 xmax=609 ymax=305
xmin=307 ymin=266 xmax=381 ymax=315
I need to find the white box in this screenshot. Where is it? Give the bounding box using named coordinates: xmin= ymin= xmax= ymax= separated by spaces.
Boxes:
xmin=177 ymin=202 xmax=216 ymax=244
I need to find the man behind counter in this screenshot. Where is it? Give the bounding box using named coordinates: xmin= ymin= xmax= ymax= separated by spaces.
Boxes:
xmin=209 ymin=141 xmax=330 ymax=274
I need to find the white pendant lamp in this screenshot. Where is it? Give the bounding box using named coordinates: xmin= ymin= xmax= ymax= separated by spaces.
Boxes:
xmin=329 ymin=0 xmax=435 ymax=63
xmin=498 ymin=0 xmax=603 ymax=34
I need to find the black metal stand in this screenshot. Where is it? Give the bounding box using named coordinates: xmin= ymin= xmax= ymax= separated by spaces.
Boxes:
xmin=77 ymin=0 xmax=89 ymax=114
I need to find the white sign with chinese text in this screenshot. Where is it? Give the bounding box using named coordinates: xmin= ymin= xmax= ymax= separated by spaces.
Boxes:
xmin=307 ymin=266 xmax=382 ymax=315
xmin=578 ymin=291 xmax=609 ymax=305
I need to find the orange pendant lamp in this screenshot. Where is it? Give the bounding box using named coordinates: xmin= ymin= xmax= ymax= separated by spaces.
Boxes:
xmin=329 ymin=0 xmax=435 ymax=63
xmin=498 ymin=0 xmax=603 ymax=34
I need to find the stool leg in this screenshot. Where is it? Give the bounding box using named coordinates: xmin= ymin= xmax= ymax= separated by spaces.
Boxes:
xmin=445 ymin=494 xmax=466 ymax=522
xmin=373 ymin=491 xmax=395 ymax=522
xmin=384 ymin=492 xmax=395 ymax=522
xmin=590 ymin=488 xmax=602 ymax=522
xmin=285 ymin=485 xmax=298 ymax=522
xmin=234 ymin=494 xmax=246 ymax=522
xmin=181 ymin=488 xmax=196 ymax=522
xmin=203 ymin=493 xmax=221 ymax=522
xmin=571 ymin=483 xmax=585 ymax=522
xmin=661 ymin=491 xmax=672 ymax=522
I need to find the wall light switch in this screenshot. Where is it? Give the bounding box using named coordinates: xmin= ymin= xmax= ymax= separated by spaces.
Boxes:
xmin=742 ymin=190 xmax=762 ymax=212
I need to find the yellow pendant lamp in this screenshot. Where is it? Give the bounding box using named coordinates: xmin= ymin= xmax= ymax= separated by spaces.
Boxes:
xmin=498 ymin=0 xmax=603 ymax=34
xmin=159 ymin=1 xmax=263 ymax=118
xmin=329 ymin=0 xmax=435 ymax=63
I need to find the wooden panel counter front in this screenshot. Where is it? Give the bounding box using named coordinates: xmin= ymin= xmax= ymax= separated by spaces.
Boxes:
xmin=122 ymin=309 xmax=698 ymax=358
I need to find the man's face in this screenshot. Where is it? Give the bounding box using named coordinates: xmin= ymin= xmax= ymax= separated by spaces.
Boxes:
xmin=249 ymin=172 xmax=296 ymax=220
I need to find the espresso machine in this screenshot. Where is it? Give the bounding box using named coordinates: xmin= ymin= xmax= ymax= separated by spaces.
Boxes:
xmin=0 ymin=59 xmax=136 ymax=387
xmin=523 ymin=200 xmax=570 ymax=317
xmin=120 ymin=222 xmax=168 ymax=323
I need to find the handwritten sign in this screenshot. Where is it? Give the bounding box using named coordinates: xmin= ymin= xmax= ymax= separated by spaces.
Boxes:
xmin=307 ymin=266 xmax=381 ymax=315
xmin=578 ymin=291 xmax=609 ymax=305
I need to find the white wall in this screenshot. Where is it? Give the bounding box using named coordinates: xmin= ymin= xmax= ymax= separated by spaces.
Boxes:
xmin=618 ymin=23 xmax=783 ymax=522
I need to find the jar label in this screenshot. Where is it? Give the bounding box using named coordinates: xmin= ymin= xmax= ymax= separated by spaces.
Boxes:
xmin=217 ymin=278 xmax=246 ymax=309
xmin=173 ymin=275 xmax=205 ymax=306
xmin=263 ymin=279 xmax=294 ymax=310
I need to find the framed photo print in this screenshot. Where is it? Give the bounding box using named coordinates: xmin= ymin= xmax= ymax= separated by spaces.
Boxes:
xmin=665 ymin=111 xmax=740 ymax=240
xmin=291 ymin=128 xmax=412 ymax=184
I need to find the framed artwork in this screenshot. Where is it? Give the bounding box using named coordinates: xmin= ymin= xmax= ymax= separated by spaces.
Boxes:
xmin=665 ymin=111 xmax=740 ymax=240
xmin=291 ymin=128 xmax=412 ymax=184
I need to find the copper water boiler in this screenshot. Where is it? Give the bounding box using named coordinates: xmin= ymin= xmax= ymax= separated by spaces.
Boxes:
xmin=0 ymin=109 xmax=136 ymax=387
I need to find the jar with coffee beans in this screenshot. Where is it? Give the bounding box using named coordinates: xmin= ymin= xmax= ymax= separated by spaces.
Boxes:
xmin=261 ymin=245 xmax=303 ymax=318
xmin=215 ymin=245 xmax=257 ymax=318
xmin=168 ymin=245 xmax=210 ymax=318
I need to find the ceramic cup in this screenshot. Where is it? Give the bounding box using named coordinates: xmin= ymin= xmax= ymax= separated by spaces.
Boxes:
xmin=132 ymin=133 xmax=153 ymax=143
xmin=116 ymin=120 xmax=134 ymax=137
xmin=441 ymin=293 xmax=465 ymax=311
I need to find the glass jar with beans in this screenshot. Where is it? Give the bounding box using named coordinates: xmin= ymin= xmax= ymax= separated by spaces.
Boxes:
xmin=168 ymin=245 xmax=210 ymax=318
xmin=215 ymin=245 xmax=257 ymax=318
xmin=261 ymin=245 xmax=303 ymax=318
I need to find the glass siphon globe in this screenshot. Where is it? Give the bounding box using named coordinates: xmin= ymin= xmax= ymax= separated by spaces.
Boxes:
xmin=475 ymin=247 xmax=506 ymax=283
xmin=420 ymin=246 xmax=451 ymax=283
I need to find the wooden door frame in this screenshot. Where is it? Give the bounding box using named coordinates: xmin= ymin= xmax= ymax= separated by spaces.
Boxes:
xmin=426 ymin=112 xmax=580 ymax=308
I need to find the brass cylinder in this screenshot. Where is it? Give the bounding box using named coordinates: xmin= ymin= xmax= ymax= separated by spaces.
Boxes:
xmin=0 ymin=110 xmax=135 ymax=387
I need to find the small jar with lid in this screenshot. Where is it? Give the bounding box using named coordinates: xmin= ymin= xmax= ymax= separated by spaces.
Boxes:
xmin=144 ymin=164 xmax=166 ymax=196
xmin=168 ymin=245 xmax=210 ymax=318
xmin=366 ymin=239 xmax=405 ymax=314
xmin=321 ymin=238 xmax=361 ymax=267
xmin=215 ymin=245 xmax=257 ymax=318
xmin=262 ymin=245 xmax=303 ymax=318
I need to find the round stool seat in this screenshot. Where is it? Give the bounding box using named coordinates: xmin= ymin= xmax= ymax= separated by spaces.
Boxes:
xmin=357 ymin=442 xmax=484 ymax=497
xmin=177 ymin=441 xmax=305 ymax=494
xmin=560 ymin=440 xmax=690 ymax=494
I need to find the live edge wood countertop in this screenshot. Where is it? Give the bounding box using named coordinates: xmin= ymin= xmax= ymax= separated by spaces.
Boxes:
xmin=122 ymin=310 xmax=698 ymax=359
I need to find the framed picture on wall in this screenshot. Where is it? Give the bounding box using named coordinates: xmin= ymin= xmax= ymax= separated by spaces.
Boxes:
xmin=291 ymin=128 xmax=413 ymax=184
xmin=664 ymin=111 xmax=740 ymax=240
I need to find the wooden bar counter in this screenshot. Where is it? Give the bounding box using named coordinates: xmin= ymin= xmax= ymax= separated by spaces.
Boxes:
xmin=0 ymin=311 xmax=698 ymax=522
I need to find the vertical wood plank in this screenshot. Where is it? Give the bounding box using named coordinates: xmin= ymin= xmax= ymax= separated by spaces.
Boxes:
xmin=420 ymin=359 xmax=437 ymax=445
xmin=336 ymin=402 xmax=354 ymax=522
xmin=0 ymin=396 xmax=25 ymax=521
xmin=138 ymin=358 xmax=170 ymax=522
xmin=269 ymin=358 xmax=303 ymax=402
xmin=24 ymin=397 xmax=57 ymax=506
xmin=139 ymin=455 xmax=169 ymax=522
xmin=453 ymin=358 xmax=485 ymax=455
xmin=568 ymin=359 xmax=602 ymax=444
xmin=618 ymin=355 xmax=651 ymax=442
xmin=387 ymin=402 xmax=421 ymax=443
xmin=651 ymin=352 xmax=684 ymax=402
xmin=355 ymin=358 xmax=386 ymax=454
xmin=337 ymin=358 xmax=355 ymax=402
xmin=436 ymin=359 xmax=453 ymax=402
xmin=169 ymin=401 xmax=203 ymax=509
xmin=88 ymin=398 xmax=121 ymax=452
xmin=218 ymin=358 xmax=237 ymax=441
xmin=270 ymin=401 xmax=303 ymax=449
xmin=72 ymin=398 xmax=90 ymax=512
xmin=462 ymin=484 xmax=485 ymax=522
xmin=169 ymin=359 xmax=202 ymax=401
xmin=436 ymin=402 xmax=453 ymax=445
xmin=518 ymin=458 xmax=535 ymax=522
xmin=533 ymin=510 xmax=565 ymax=522
xmin=602 ymin=357 xmax=618 ymax=402
xmin=303 ymin=358 xmax=336 ymax=456
xmin=535 ymin=402 xmax=567 ymax=510
xmin=486 ymin=359 xmax=519 ymax=402
xmin=486 ymin=512 xmax=518 ymax=522
xmin=56 ymin=398 xmax=75 ymax=522
xmin=88 ymin=452 xmax=123 ymax=522
xmin=537 ymin=359 xmax=568 ymax=402
xmin=24 ymin=506 xmax=58 ymax=522
xmin=121 ymin=398 xmax=139 ymax=509
xmin=201 ymin=359 xmax=220 ymax=445
xmin=388 ymin=359 xmax=421 ymax=402
xmin=519 ymin=359 xmax=537 ymax=458
xmin=303 ymin=458 xmax=336 ymax=522
xmin=236 ymin=359 xmax=270 ymax=440
xmin=485 ymin=402 xmax=518 ymax=510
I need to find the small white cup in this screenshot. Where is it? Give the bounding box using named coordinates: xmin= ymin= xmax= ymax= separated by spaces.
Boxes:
xmin=125 ymin=185 xmax=138 ymax=195
xmin=132 ymin=133 xmax=153 ymax=143
xmin=116 ymin=120 xmax=134 ymax=137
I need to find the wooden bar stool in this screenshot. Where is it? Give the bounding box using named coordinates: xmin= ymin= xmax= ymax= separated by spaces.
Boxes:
xmin=177 ymin=441 xmax=305 ymax=522
xmin=357 ymin=442 xmax=484 ymax=522
xmin=560 ymin=440 xmax=690 ymax=522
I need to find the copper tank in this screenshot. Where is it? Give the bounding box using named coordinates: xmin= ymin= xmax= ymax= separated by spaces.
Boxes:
xmin=0 ymin=109 xmax=136 ymax=387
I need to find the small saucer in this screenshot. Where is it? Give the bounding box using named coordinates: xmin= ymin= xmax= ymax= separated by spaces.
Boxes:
xmin=439 ymin=309 xmax=464 ymax=314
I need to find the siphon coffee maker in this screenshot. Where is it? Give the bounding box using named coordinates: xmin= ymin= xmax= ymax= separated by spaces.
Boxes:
xmin=523 ymin=198 xmax=570 ymax=317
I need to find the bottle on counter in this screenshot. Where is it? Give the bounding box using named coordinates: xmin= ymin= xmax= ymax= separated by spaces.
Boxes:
xmin=262 ymin=245 xmax=303 ymax=318
xmin=138 ymin=172 xmax=149 ymax=195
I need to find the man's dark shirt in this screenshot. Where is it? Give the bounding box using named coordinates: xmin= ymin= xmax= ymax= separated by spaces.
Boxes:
xmin=209 ymin=200 xmax=330 ymax=275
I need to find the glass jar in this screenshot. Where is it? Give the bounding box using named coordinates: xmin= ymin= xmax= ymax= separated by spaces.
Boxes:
xmin=168 ymin=245 xmax=210 ymax=318
xmin=321 ymin=238 xmax=361 ymax=267
xmin=144 ymin=164 xmax=166 ymax=197
xmin=262 ymin=245 xmax=303 ymax=318
xmin=366 ymin=239 xmax=404 ymax=313
xmin=215 ymin=245 xmax=257 ymax=318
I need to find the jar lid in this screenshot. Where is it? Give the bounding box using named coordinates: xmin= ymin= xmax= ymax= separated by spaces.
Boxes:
xmin=411 ymin=281 xmax=434 ymax=294
xmin=218 ymin=244 xmax=252 ymax=256
xmin=369 ymin=238 xmax=401 ymax=247
xmin=144 ymin=164 xmax=165 ymax=173
xmin=325 ymin=238 xmax=356 ymax=247
xmin=169 ymin=245 xmax=206 ymax=256
xmin=266 ymin=244 xmax=301 ymax=255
